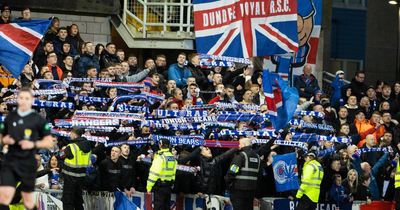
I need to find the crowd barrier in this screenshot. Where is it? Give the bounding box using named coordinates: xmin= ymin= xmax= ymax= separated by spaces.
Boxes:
xmin=32 ymin=190 xmax=398 ymax=210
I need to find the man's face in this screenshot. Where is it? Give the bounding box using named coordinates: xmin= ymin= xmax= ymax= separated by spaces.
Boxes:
xmin=187 ymin=78 xmax=196 ymax=86
xmin=225 ymin=88 xmax=234 ymax=98
xmin=121 ymin=62 xmax=129 ymax=74
xmin=43 ymin=72 xmax=53 ymax=80
xmin=128 ymin=56 xmax=137 ymax=66
xmin=177 ymin=54 xmax=186 ymax=65
xmin=200 ymin=147 xmax=212 ymax=158
xmin=367 ymin=88 xmax=376 ymax=98
xmin=85 ymin=43 xmax=94 ymax=54
xmin=107 ymin=66 xmax=115 ymax=76
xmin=156 ymin=56 xmax=166 ymax=67
xmin=371 ymin=114 xmax=381 ymax=124
xmin=63 ymin=56 xmax=73 ymax=67
xmin=110 ymin=147 xmax=121 ymax=161
xmin=87 ymin=68 xmax=97 ymax=78
xmin=58 ymin=29 xmax=68 ymax=39
xmin=250 ymin=86 xmax=259 ymax=94
xmin=82 ymin=83 xmax=92 ymax=91
xmin=167 ymin=80 xmax=176 ymax=90
xmin=145 ymin=59 xmax=155 ymax=70
xmin=121 ymin=145 xmax=130 ymax=156
xmin=382 ymin=113 xmax=392 ymax=123
xmin=383 ymin=133 xmax=393 ymax=145
xmin=355 ymin=73 xmax=365 ymax=83
xmin=44 ymin=43 xmax=54 ymax=53
xmin=107 ymin=44 xmax=116 ymax=54
xmin=47 ymin=53 xmax=57 ymax=65
xmin=17 ymin=91 xmax=33 ymax=111
xmin=2 ymin=8 xmax=10 ymax=19
xmin=22 ymin=9 xmax=31 ymax=20
xmin=213 ymin=73 xmax=222 ymax=84
xmin=382 ymin=87 xmax=391 ymax=97
xmin=338 ymin=108 xmax=348 ymax=119
xmin=117 ymin=51 xmax=125 ymax=61
xmin=189 ymin=85 xmax=197 ymax=96
xmin=348 ymin=96 xmax=357 ymax=106
xmin=355 ymin=112 xmax=365 ymax=121
xmin=303 ymin=65 xmax=312 ymax=76
xmin=340 ymin=125 xmax=350 ymax=135
xmin=243 ymin=90 xmax=253 ymax=102
xmin=62 ymin=43 xmax=71 ymax=53
xmin=191 ymin=55 xmax=200 ymax=65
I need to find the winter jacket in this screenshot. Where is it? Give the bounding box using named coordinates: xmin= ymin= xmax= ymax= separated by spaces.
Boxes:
xmin=187 ymin=62 xmax=208 ymax=89
xmin=168 ymin=64 xmax=192 ymax=87
xmin=76 ymin=53 xmax=100 ymax=77
xmin=330 ymin=75 xmax=345 ymax=109
xmin=100 ymin=51 xmax=119 ymax=69
xmin=353 ymin=152 xmax=389 ymax=200
xmin=293 ymin=74 xmax=320 ymax=99
xmin=342 ymin=78 xmax=368 ymax=101
xmin=196 ymin=148 xmax=238 ymax=195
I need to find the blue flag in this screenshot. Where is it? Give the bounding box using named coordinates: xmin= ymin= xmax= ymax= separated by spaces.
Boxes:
xmin=0 ymin=19 xmax=51 ymax=78
xmin=263 ymin=70 xmax=299 ymax=130
xmin=272 ymin=152 xmax=300 ymax=192
xmin=114 ymin=191 xmax=141 ymax=210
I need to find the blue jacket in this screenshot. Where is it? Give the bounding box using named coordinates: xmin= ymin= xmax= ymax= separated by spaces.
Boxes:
xmin=76 ymin=53 xmax=100 ymax=77
xmin=168 ymin=63 xmax=192 ymax=87
xmin=330 ymin=75 xmax=345 ymax=109
xmin=353 ymin=152 xmax=388 ymax=200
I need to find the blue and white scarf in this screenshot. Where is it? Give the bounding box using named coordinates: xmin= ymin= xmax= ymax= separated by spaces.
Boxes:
xmin=74 ymin=110 xmax=144 ymax=121
xmin=199 ymin=54 xmax=251 ymax=64
xmin=155 ymin=109 xmax=209 ymax=118
xmin=218 ymin=129 xmax=276 ymax=137
xmin=152 ymin=135 xmax=205 ymax=146
xmin=355 ymin=147 xmax=393 ymax=156
xmin=274 ymin=140 xmax=308 ymax=151
xmin=67 ymin=93 xmax=111 ymax=103
xmin=289 ymin=119 xmax=335 ymax=132
xmin=5 ymin=99 xmax=74 ymax=109
xmin=186 ymin=104 xmax=216 ymax=110
xmin=54 ymin=119 xmax=120 ymax=127
xmin=215 ymin=102 xmax=260 ymax=111
xmin=291 ymin=133 xmax=350 ymax=144
xmin=105 ymin=140 xmax=151 ymax=147
xmin=151 ymin=123 xmax=203 ymax=131
xmin=66 ymin=77 xmax=112 ymax=83
xmin=115 ymin=104 xmax=148 ymax=112
xmin=296 ymin=111 xmax=325 ymax=119
xmin=94 ymin=81 xmax=145 ymax=89
xmin=52 ymin=129 xmax=109 ymax=143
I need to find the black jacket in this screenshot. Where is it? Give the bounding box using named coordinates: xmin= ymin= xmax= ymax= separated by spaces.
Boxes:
xmin=119 ymin=155 xmax=136 ymax=191
xmin=196 ymin=148 xmax=238 ymax=195
xmin=100 ymin=51 xmax=119 ymax=69
xmin=99 ymin=158 xmax=123 ymax=192
xmin=187 ymin=62 xmax=209 ymax=90
xmin=293 ymin=74 xmax=320 ymax=99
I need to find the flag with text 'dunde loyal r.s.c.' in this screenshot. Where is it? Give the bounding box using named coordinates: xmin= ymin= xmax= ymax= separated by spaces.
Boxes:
xmin=0 ymin=19 xmax=51 ymax=78
xmin=193 ymin=0 xmax=299 ymax=58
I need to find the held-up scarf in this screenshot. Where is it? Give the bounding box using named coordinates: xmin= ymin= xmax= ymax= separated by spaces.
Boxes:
xmin=67 ymin=93 xmax=111 ymax=103
xmin=355 ymin=147 xmax=393 ymax=156
xmin=93 ymin=81 xmax=145 ymax=89
xmin=152 ymin=135 xmax=205 ymax=146
xmin=115 ymin=104 xmax=148 ymax=112
xmin=66 ymin=77 xmax=112 ymax=83
xmin=291 ymin=133 xmax=350 ymax=144
xmin=74 ymin=110 xmax=144 ymax=121
xmin=10 ymin=89 xmax=67 ymax=96
xmin=52 ymin=129 xmax=109 ymax=143
xmin=154 ymin=109 xmax=209 ymax=118
xmin=273 ymin=140 xmax=308 ymax=151
xmin=151 ymin=123 xmax=204 ymax=131
xmin=214 ymin=102 xmax=260 ymax=111
xmin=289 ymin=119 xmax=335 ymax=132
xmin=199 ymin=54 xmax=251 ymax=64
xmin=83 ymin=126 xmax=135 ymax=133
xmin=296 ymin=111 xmax=325 ymax=119
xmin=54 ymin=119 xmax=120 ymax=127
xmin=5 ymin=99 xmax=74 ymax=109
xmin=218 ymin=129 xmax=276 ymax=137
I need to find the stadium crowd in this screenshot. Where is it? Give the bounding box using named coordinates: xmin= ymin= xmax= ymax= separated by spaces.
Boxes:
xmin=0 ymin=4 xmax=400 ymax=210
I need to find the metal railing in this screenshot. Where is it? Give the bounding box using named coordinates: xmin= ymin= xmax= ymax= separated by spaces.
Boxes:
xmin=122 ymin=0 xmax=194 ymax=39
xmin=322 ymin=71 xmax=350 ymax=95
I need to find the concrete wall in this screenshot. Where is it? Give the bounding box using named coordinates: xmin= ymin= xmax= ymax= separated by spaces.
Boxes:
xmin=365 ymin=1 xmax=398 ymax=84
xmin=28 ymin=12 xmax=111 ymax=45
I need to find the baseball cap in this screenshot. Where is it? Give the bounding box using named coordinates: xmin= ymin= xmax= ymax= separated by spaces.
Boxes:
xmin=336 ymin=70 xmax=345 ymax=76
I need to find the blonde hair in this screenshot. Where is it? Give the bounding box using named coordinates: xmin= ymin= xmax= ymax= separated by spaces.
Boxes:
xmin=346 ymin=169 xmax=358 ymax=193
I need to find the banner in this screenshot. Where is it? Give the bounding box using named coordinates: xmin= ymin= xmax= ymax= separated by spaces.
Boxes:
xmin=264 ymin=0 xmax=322 ymax=82
xmin=272 ymin=152 xmax=299 ymax=192
xmin=273 ymin=199 xmax=339 ymax=210
xmin=193 ymin=0 xmax=298 ymax=58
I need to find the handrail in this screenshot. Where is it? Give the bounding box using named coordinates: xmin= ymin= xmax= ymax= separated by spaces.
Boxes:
xmin=122 ymin=0 xmax=194 ymax=38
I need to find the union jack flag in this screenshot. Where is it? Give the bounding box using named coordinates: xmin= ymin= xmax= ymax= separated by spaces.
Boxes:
xmin=263 ymin=70 xmax=299 ymax=130
xmin=0 ymin=19 xmax=51 ymax=78
xmin=193 ymin=0 xmax=299 ymax=58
